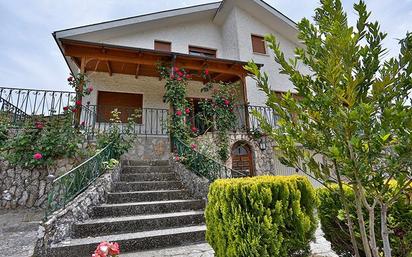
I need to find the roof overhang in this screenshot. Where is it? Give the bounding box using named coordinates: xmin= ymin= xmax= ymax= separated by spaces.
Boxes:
xmin=60 ymin=39 xmax=262 ymax=83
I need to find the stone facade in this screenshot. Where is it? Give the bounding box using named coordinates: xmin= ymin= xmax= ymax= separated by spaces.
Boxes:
xmin=0 ymin=157 xmax=77 ymax=209
xmin=170 ymin=159 xmax=210 ymax=200
xmin=123 ymin=136 xmax=170 ymax=161
xmin=34 ymin=164 xmax=121 ymax=257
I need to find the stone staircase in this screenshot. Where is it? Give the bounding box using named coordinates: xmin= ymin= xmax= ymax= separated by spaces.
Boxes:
xmin=47 ymin=160 xmax=206 ymax=257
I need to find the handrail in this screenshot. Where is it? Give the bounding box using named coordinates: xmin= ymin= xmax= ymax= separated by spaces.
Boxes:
xmin=173 ymin=137 xmax=246 ymax=181
xmin=0 ymin=96 xmax=30 ymax=125
xmin=45 ymin=143 xmax=113 ymax=218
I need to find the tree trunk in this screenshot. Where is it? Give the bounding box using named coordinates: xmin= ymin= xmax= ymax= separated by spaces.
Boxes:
xmin=367 ymin=201 xmax=379 ymax=257
xmin=354 ymin=186 xmax=373 ymax=257
xmin=380 ymin=202 xmax=392 ymax=257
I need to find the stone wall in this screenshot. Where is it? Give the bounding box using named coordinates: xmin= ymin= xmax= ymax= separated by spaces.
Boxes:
xmin=34 ymin=164 xmax=121 ymax=256
xmin=123 ymin=136 xmax=170 ymax=161
xmin=170 ymin=159 xmax=210 ymax=200
xmin=0 ymin=158 xmax=77 ymax=209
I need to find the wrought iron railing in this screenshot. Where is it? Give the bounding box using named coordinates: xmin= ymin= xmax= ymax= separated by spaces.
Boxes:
xmin=173 ymin=137 xmax=246 ymax=181
xmin=233 ymin=104 xmax=279 ymax=132
xmin=45 ymin=143 xmax=113 ymax=217
xmin=0 ymin=87 xmax=76 ymax=118
xmin=80 ymin=105 xmax=169 ymax=136
xmin=0 ymin=96 xmax=30 ymax=125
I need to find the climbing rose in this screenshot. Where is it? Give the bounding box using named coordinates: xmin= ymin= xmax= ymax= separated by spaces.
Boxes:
xmin=33 ymin=153 xmax=43 ymax=160
xmin=63 ymin=106 xmax=69 ymax=111
xmin=92 ymin=241 xmax=119 ymax=257
xmin=81 ymin=121 xmax=85 ymax=126
xmin=175 ymin=155 xmax=180 ymax=161
xmin=177 ymin=71 xmax=183 ymax=77
xmin=174 ymin=66 xmax=179 ymax=72
xmin=72 ymin=108 xmax=78 ymax=113
xmin=86 ymin=86 xmax=93 ymax=93
xmin=108 ymin=242 xmax=120 ymax=255
xmin=67 ymin=76 xmax=73 ymax=82
xmin=224 ymin=99 xmax=230 ymax=106
xmin=185 ymin=108 xmax=190 ymax=114
xmin=170 ymin=73 xmax=175 ymax=80
xmin=191 ymin=144 xmax=197 ymax=150
xmin=191 ymin=127 xmax=198 ymax=133
xmin=75 ymin=100 xmax=82 ymax=106
xmin=185 ymin=74 xmax=192 ymax=79
xmin=177 ymin=77 xmax=182 ymax=81
xmin=204 ymin=69 xmax=209 ymax=75
xmin=176 ymin=110 xmax=182 ymax=116
xmin=35 ymin=122 xmax=43 ymax=129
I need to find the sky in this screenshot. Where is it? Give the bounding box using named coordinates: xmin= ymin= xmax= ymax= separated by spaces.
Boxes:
xmin=0 ymin=0 xmax=411 ymax=91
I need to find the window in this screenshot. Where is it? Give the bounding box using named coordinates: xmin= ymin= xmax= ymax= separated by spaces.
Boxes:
xmin=188 ymin=46 xmax=217 ymax=58
xmin=251 ymin=35 xmax=266 ymax=54
xmin=97 ymin=91 xmax=143 ymax=123
xmin=154 ymin=40 xmax=171 ymax=52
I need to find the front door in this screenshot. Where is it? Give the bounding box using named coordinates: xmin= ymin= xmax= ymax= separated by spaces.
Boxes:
xmin=231 ymin=142 xmax=254 ymax=177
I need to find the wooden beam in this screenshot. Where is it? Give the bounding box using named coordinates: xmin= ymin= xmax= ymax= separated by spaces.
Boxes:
xmin=94 ymin=60 xmax=100 ymax=71
xmin=211 ymin=73 xmax=226 ymax=82
xmin=135 ymin=64 xmax=140 ymax=79
xmin=106 ymin=61 xmax=112 ymax=76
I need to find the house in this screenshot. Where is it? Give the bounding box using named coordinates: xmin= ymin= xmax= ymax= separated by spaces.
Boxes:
xmin=53 ymin=0 xmax=310 ymax=179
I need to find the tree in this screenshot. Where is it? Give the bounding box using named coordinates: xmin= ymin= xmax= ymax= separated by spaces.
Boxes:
xmin=245 ymin=0 xmax=412 ymax=256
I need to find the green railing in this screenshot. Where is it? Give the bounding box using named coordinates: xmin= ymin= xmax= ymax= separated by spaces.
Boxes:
xmin=173 ymin=137 xmax=246 ymax=181
xmin=45 ymin=143 xmax=113 ymax=218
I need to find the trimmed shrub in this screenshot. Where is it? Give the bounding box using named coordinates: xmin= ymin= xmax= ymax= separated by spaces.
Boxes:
xmin=317 ymin=185 xmax=412 ymax=257
xmin=205 ymin=175 xmax=317 ymax=257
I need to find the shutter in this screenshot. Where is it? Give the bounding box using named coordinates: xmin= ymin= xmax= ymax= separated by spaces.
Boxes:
xmin=154 ymin=41 xmax=171 ymax=52
xmin=251 ymin=35 xmax=266 ymax=54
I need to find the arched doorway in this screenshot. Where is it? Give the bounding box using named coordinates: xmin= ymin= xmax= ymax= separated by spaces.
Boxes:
xmin=231 ymin=142 xmax=254 ymax=177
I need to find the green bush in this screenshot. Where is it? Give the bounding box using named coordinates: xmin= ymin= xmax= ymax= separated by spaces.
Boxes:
xmin=205 ymin=175 xmax=317 ymax=257
xmin=317 ymin=185 xmax=412 ymax=257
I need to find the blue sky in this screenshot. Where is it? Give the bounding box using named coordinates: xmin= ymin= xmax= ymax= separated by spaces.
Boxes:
xmin=0 ymin=0 xmax=411 ymax=91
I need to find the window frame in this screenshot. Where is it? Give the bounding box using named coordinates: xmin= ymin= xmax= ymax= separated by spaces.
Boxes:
xmin=188 ymin=45 xmax=217 ymax=58
xmin=251 ymin=34 xmax=267 ymax=55
xmin=154 ymin=40 xmax=172 ymax=52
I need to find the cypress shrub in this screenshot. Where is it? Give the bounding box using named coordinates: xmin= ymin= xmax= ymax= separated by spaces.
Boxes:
xmin=317 ymin=185 xmax=412 ymax=257
xmin=205 ymin=175 xmax=317 ymax=257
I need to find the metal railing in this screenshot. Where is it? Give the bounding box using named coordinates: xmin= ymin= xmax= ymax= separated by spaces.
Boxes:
xmin=0 ymin=96 xmax=30 ymax=125
xmin=45 ymin=143 xmax=113 ymax=217
xmin=233 ymin=105 xmax=279 ymax=132
xmin=173 ymin=137 xmax=246 ymax=181
xmin=0 ymin=87 xmax=76 ymax=117
xmin=80 ymin=105 xmax=169 ymax=136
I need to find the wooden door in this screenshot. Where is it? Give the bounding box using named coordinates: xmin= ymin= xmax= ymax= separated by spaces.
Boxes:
xmin=231 ymin=142 xmax=254 ymax=177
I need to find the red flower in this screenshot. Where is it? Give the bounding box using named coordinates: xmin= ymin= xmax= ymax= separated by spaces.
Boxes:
xmin=75 ymin=100 xmax=82 ymax=106
xmin=175 ymin=155 xmax=180 ymax=161
xmin=185 ymin=108 xmax=190 ymax=114
xmin=67 ymin=76 xmax=73 ymax=82
xmin=108 ymin=242 xmax=120 ymax=255
xmin=33 ymin=153 xmax=43 ymax=160
xmin=191 ymin=127 xmax=198 ymax=133
xmin=185 ymin=74 xmax=192 ymax=79
xmin=177 ymin=71 xmax=183 ymax=77
xmin=35 ymin=122 xmax=44 ymax=129
xmin=190 ymin=144 xmax=197 ymax=150
xmin=81 ymin=121 xmax=85 ymax=126
xmin=170 ymin=73 xmax=175 ymax=79
xmin=204 ymin=69 xmax=209 ymax=76
xmin=176 ymin=110 xmax=182 ymax=116
xmin=224 ymin=99 xmax=230 ymax=106
xmin=86 ymin=86 xmax=93 ymax=93
xmin=63 ymin=106 xmax=69 ymax=111
xmin=174 ymin=66 xmax=179 ymax=72
xmin=177 ymin=77 xmax=182 ymax=81
xmin=72 ymin=108 xmax=78 ymax=113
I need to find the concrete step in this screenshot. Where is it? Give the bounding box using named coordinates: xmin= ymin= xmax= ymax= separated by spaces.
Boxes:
xmin=73 ymin=211 xmax=205 ymax=238
xmin=120 ymin=172 xmax=176 ymax=182
xmin=122 ymin=165 xmax=170 ymax=174
xmin=107 ymin=190 xmax=190 ymax=204
xmin=121 ymin=160 xmax=169 ymax=167
xmin=92 ymin=199 xmax=205 ymax=218
xmin=47 ymin=225 xmax=206 ymax=257
xmin=113 ymin=181 xmax=182 ymax=192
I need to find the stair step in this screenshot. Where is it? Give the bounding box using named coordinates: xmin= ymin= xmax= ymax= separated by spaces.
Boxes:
xmin=120 ymin=172 xmax=176 ymax=182
xmin=122 ymin=165 xmax=170 ymax=174
xmin=73 ymin=211 xmax=205 ymax=238
xmin=107 ymin=190 xmax=190 ymax=204
xmin=113 ymin=181 xmax=182 ymax=192
xmin=47 ymin=225 xmax=206 ymax=257
xmin=121 ymin=160 xmax=169 ymax=166
xmin=92 ymin=199 xmax=205 ymax=218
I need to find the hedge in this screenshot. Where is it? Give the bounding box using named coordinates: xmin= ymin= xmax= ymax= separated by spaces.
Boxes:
xmin=205 ymin=175 xmax=317 ymax=257
xmin=317 ymin=184 xmax=412 ymax=257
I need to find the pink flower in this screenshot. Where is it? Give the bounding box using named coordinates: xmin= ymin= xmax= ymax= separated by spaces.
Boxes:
xmin=63 ymin=106 xmax=69 ymax=111
xmin=191 ymin=144 xmax=197 ymax=150
xmin=174 ymin=66 xmax=179 ymax=72
xmin=33 ymin=153 xmax=43 ymax=160
xmin=108 ymin=242 xmax=120 ymax=255
xmin=75 ymin=100 xmax=82 ymax=106
xmin=177 ymin=71 xmax=183 ymax=77
xmin=185 ymin=74 xmax=192 ymax=79
xmin=177 ymin=77 xmax=182 ymax=81
xmin=176 ymin=110 xmax=182 ymax=116
xmin=185 ymin=108 xmax=191 ymax=114
xmin=67 ymin=76 xmax=73 ymax=82
xmin=35 ymin=122 xmax=44 ymax=129
xmin=86 ymin=86 xmax=93 ymax=93
xmin=224 ymin=99 xmax=230 ymax=106
xmin=204 ymin=69 xmax=209 ymax=76
xmin=191 ymin=127 xmax=198 ymax=133
xmin=81 ymin=121 xmax=85 ymax=126
xmin=175 ymin=156 xmax=180 ymax=161
xmin=170 ymin=73 xmax=175 ymax=79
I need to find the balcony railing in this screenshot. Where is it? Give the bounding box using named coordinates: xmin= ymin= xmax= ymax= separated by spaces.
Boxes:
xmin=81 ymin=105 xmax=169 ymax=136
xmin=233 ymin=105 xmax=279 ymax=132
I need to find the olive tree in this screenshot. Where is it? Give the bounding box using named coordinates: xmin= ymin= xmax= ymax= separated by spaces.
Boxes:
xmin=245 ymin=1 xmax=412 ymax=257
